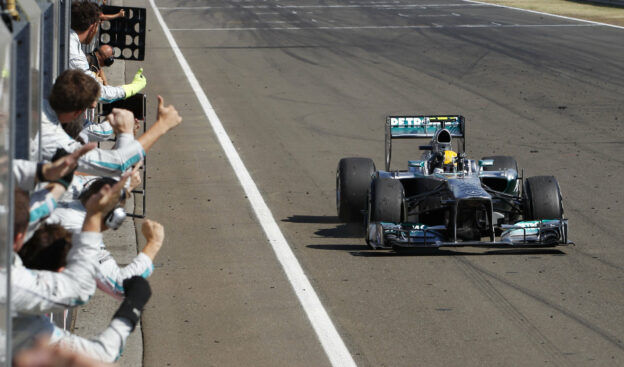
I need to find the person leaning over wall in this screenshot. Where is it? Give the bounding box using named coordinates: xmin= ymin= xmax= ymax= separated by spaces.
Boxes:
xmin=69 ymin=0 xmax=145 ymax=103
xmin=33 ymin=69 xmax=182 ymax=178
xmin=7 ymin=175 xmax=153 ymax=363
xmin=44 ymin=171 xmax=167 ymax=299
xmin=0 ymin=174 xmax=129 ymax=362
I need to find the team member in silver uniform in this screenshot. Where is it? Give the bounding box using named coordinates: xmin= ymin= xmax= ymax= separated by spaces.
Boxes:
xmin=69 ymin=1 xmax=145 ymax=103
xmin=3 ymin=175 xmax=152 ymax=363
xmin=1 ymin=175 xmax=130 ymax=362
xmin=33 ymin=69 xmax=181 ymax=178
xmin=13 ymin=145 xmax=96 ymax=242
xmin=47 ymin=172 xmax=165 ymax=299
xmin=12 ymin=144 xmax=95 ymax=192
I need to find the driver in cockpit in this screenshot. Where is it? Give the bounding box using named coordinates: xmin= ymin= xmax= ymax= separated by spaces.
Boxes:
xmin=427 ymin=128 xmax=460 ymax=173
xmin=429 ymin=150 xmax=458 ymax=173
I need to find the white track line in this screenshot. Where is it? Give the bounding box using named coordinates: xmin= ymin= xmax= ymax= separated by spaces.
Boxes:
xmin=464 ymin=0 xmax=624 ymax=30
xmin=170 ymin=23 xmax=598 ymax=31
xmin=148 ymin=1 xmax=358 ymax=366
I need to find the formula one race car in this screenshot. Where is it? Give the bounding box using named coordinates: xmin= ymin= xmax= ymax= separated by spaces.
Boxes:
xmin=336 ymin=115 xmax=571 ymax=250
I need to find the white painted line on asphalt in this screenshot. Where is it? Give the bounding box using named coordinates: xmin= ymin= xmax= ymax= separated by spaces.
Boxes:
xmin=259 ymin=20 xmax=303 ymax=24
xmin=170 ymin=23 xmax=599 ymax=31
xmin=464 ymin=0 xmax=624 ymax=30
xmin=416 ymin=13 xmax=462 ymax=17
xmin=148 ymin=1 xmax=358 ymax=366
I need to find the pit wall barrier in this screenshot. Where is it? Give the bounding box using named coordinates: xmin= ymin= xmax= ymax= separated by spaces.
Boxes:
xmin=1 ymin=0 xmax=72 ymax=364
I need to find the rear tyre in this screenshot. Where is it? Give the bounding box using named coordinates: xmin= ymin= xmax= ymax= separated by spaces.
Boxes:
xmin=336 ymin=158 xmax=376 ymax=222
xmin=369 ymin=178 xmax=404 ymax=223
xmin=523 ymin=176 xmax=564 ymax=220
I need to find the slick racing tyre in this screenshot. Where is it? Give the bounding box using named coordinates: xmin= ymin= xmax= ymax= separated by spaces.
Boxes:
xmin=336 ymin=157 xmax=376 ymax=222
xmin=369 ymin=178 xmax=404 ymax=223
xmin=523 ymin=176 xmax=564 ymax=220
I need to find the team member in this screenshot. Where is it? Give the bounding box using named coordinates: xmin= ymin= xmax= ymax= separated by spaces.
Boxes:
xmin=12 ymin=275 xmax=151 ymax=363
xmin=13 ymin=145 xmax=96 ymax=242
xmin=14 ymin=222 xmax=152 ymax=362
xmin=10 ymin=183 xmax=153 ymax=362
xmin=0 ymin=175 xmax=130 ymax=363
xmin=34 ymin=69 xmax=182 ymax=178
xmin=46 ymin=174 xmax=166 ymax=298
xmin=69 ymin=1 xmax=145 ymax=103
xmin=4 ymin=175 xmax=129 ymax=314
xmin=2 ymin=175 xmax=152 ymax=363
xmin=86 ymin=45 xmax=115 ymax=85
xmin=13 ymin=144 xmax=95 ymax=192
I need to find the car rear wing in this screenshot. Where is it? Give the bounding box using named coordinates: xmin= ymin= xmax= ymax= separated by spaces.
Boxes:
xmin=385 ymin=115 xmax=465 ymax=170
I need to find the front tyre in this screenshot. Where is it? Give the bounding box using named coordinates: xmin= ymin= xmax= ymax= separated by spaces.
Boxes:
xmin=369 ymin=178 xmax=404 ymax=223
xmin=336 ymin=158 xmax=376 ymax=222
xmin=523 ymin=176 xmax=564 ymax=220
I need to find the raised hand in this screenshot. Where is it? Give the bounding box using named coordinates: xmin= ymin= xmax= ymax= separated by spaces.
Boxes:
xmin=41 ymin=143 xmax=97 ymax=183
xmin=107 ymin=108 xmax=135 ymax=135
xmin=128 ymin=160 xmax=143 ymax=192
xmin=142 ymin=219 xmax=164 ymax=245
xmin=156 ymin=95 xmax=182 ymax=131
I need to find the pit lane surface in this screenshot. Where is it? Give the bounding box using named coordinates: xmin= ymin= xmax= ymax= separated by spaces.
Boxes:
xmin=132 ymin=0 xmax=624 ymax=366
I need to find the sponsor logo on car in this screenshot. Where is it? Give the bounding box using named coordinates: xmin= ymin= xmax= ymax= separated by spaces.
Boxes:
xmin=390 ymin=117 xmax=426 ymax=126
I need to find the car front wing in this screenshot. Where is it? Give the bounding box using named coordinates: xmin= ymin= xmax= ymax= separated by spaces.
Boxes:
xmin=366 ymin=219 xmax=571 ymax=249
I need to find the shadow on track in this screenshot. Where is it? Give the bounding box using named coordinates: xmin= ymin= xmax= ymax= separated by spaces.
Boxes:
xmin=282 ymin=215 xmax=365 ymax=239
xmin=282 ymin=215 xmax=342 ymax=224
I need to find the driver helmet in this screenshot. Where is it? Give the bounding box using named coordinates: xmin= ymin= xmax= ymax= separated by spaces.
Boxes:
xmin=443 ymin=150 xmax=457 ymax=172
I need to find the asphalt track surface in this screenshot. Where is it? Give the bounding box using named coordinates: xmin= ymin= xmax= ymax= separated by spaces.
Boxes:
xmin=130 ymin=0 xmax=624 ymax=366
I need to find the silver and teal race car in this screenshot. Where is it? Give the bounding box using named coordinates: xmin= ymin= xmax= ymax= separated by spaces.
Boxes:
xmin=336 ymin=115 xmax=571 ymax=250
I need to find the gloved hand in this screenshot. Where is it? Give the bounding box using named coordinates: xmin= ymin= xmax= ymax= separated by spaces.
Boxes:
xmin=51 ymin=148 xmax=74 ymax=189
xmin=121 ymin=68 xmax=146 ymax=99
xmin=113 ymin=276 xmax=152 ymax=330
